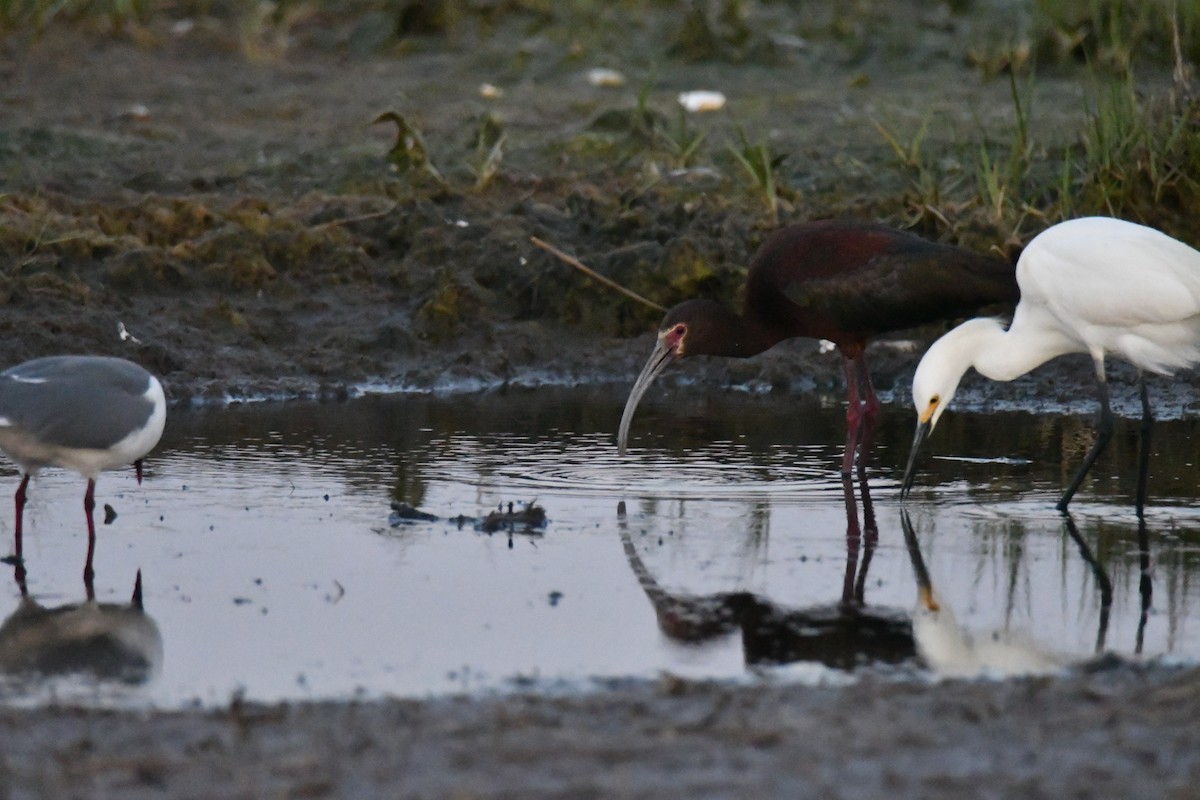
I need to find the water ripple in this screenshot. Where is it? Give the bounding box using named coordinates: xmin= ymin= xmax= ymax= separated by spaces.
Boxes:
xmin=416 ymin=434 xmax=849 ymax=502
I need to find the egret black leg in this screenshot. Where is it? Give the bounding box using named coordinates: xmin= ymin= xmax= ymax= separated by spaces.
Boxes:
xmin=1135 ymin=516 xmax=1152 ymax=655
xmin=1062 ymin=514 xmax=1112 ymax=653
xmin=1057 ymin=377 xmax=1115 ymax=512
xmin=83 ymin=478 xmax=97 ymax=596
xmin=1135 ymin=375 xmax=1153 ymax=518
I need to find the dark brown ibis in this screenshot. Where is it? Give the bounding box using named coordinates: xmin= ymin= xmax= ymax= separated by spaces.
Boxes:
xmin=617 ymin=219 xmax=1019 ymax=474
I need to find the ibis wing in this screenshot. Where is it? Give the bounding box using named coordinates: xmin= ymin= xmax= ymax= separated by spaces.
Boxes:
xmin=779 ymin=247 xmax=1017 ymax=339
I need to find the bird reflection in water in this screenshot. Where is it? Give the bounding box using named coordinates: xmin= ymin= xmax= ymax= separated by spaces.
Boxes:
xmin=617 ymin=475 xmax=915 ymax=671
xmin=900 ymin=510 xmax=1154 ymax=677
xmin=1061 ymin=514 xmax=1153 ymax=657
xmin=0 ymin=535 xmax=162 ymax=686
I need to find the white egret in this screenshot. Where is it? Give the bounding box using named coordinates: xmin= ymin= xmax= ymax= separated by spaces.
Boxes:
xmin=900 ymin=216 xmax=1200 ymax=515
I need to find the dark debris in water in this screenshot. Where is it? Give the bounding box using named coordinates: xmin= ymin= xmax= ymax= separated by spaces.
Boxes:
xmin=480 ymin=502 xmax=547 ymax=533
xmin=388 ymin=503 xmax=439 ymax=523
xmin=389 ymin=500 xmax=548 ymax=536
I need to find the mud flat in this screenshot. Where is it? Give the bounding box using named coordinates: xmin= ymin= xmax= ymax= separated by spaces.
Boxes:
xmin=0 ymin=664 xmax=1194 ymax=798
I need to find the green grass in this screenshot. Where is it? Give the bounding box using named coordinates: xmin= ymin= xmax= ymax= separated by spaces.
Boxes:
xmin=1032 ymin=0 xmax=1200 ymax=69
xmin=1070 ymin=72 xmax=1200 ymax=222
xmin=872 ymin=55 xmax=1200 ymax=242
xmin=658 ymin=107 xmax=707 ymax=170
xmin=727 ymin=125 xmax=789 ymax=225
xmin=0 ymin=0 xmax=149 ymax=30
xmin=467 ymin=113 xmax=506 ymax=191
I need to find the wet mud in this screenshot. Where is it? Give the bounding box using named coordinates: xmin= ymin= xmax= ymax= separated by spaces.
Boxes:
xmin=3 ymin=663 xmax=1199 ymax=800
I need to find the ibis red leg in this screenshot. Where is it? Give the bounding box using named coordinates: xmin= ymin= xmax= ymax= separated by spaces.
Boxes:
xmin=841 ymin=357 xmax=865 ymax=476
xmin=852 ymin=469 xmax=878 ymax=605
xmin=840 ymin=352 xmax=882 ymax=478
xmin=852 ymin=352 xmax=881 ymax=479
xmin=839 ymin=470 xmax=878 ymax=608
xmin=839 ymin=474 xmax=861 ymax=606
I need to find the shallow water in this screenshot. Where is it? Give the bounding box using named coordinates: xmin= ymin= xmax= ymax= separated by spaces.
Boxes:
xmin=0 ymin=387 xmax=1198 ymax=708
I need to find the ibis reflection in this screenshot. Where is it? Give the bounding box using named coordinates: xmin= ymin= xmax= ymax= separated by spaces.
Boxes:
xmin=619 ymin=473 xmax=1158 ymax=678
xmin=618 ymin=475 xmax=916 ymax=670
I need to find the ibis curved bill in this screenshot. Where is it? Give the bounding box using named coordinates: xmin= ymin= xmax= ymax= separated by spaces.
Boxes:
xmin=618 ymin=337 xmax=676 ymax=456
xmin=901 ymin=216 xmax=1200 ymax=515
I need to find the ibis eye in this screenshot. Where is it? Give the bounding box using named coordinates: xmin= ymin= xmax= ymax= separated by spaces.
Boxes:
xmin=673 ymin=324 xmax=686 ymax=336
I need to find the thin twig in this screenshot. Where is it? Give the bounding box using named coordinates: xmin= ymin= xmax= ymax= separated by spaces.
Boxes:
xmin=529 ymin=236 xmax=666 ymax=313
xmin=311 ymin=208 xmax=393 ymax=232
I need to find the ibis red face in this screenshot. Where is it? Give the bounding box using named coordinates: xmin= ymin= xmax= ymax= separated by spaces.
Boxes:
xmin=617 ymin=322 xmax=688 ymax=455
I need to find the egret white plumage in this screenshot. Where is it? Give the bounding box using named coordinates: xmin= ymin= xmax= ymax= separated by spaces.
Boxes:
xmin=900 ymin=216 xmax=1200 ymax=515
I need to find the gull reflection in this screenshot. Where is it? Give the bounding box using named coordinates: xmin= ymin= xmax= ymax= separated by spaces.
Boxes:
xmin=618 ymin=475 xmax=914 ymax=671
xmin=0 ymin=537 xmax=162 ymax=686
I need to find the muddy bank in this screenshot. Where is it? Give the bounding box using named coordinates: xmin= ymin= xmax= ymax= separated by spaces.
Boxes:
xmin=0 ymin=663 xmax=1195 ymax=799
xmin=4 ymin=4 xmax=1190 ymax=412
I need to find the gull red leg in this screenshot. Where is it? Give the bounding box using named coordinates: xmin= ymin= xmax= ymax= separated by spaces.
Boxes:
xmin=13 ymin=473 xmax=29 ymax=557
xmin=12 ymin=474 xmax=29 ymax=597
xmin=83 ymin=478 xmax=97 ymax=596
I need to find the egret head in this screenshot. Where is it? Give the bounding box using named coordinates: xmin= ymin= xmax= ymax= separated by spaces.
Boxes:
xmin=910 ymin=340 xmax=963 ymax=435
xmin=901 ymin=319 xmax=995 ymax=498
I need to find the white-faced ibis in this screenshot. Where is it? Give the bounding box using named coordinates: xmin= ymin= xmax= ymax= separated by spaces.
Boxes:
xmin=902 ymin=216 xmax=1200 ymax=515
xmin=0 ymin=356 xmax=166 ymax=582
xmin=618 ymin=219 xmax=1019 ymax=473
